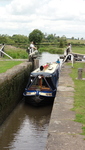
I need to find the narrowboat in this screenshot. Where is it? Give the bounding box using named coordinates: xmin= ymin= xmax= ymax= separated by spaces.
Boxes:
xmin=23 ymin=62 xmax=60 ymax=106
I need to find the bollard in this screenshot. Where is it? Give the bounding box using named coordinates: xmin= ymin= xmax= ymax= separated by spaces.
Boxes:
xmin=78 ymin=68 xmax=83 ymax=79
xmin=34 ymin=59 xmax=39 ymax=69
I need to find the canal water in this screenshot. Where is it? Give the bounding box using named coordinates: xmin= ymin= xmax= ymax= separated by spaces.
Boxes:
xmin=0 ymin=52 xmax=60 ymax=150
xmin=39 ymin=52 xmax=60 ymax=66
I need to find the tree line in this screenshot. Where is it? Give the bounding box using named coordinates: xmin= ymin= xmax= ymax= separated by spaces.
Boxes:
xmin=0 ymin=29 xmax=84 ymax=49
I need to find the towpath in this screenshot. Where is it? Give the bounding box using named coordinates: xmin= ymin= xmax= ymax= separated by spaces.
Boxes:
xmin=45 ymin=64 xmax=85 ymax=150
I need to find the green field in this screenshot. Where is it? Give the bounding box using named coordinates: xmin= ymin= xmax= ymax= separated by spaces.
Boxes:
xmin=0 ymin=61 xmax=23 ymax=73
xmin=67 ymin=39 xmax=85 ymax=44
xmin=72 ymin=46 xmax=85 ymax=54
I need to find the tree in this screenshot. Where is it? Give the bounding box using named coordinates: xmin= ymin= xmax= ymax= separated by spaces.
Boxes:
xmin=0 ymin=34 xmax=7 ymax=44
xmin=47 ymin=34 xmax=55 ymax=42
xmin=59 ymin=38 xmax=64 ymax=48
xmin=29 ymin=29 xmax=43 ymax=44
xmin=71 ymin=37 xmax=74 ymax=40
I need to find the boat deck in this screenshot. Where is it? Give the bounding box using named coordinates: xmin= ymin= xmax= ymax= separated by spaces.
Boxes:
xmin=32 ymin=63 xmax=59 ymax=74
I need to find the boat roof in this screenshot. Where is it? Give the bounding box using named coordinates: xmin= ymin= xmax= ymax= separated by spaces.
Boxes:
xmin=31 ymin=63 xmax=59 ymax=76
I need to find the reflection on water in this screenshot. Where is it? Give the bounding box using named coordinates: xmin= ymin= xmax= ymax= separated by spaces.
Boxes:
xmin=38 ymin=52 xmax=61 ymax=66
xmin=0 ymin=101 xmax=53 ymax=150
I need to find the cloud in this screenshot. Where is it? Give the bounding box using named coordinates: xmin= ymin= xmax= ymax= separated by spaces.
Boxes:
xmin=0 ymin=0 xmax=85 ymax=38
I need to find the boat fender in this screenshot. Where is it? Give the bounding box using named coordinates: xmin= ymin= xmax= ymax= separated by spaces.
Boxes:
xmin=40 ymin=66 xmax=44 ymax=71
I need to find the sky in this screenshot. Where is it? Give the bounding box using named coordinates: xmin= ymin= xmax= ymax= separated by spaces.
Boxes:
xmin=0 ymin=0 xmax=85 ymax=38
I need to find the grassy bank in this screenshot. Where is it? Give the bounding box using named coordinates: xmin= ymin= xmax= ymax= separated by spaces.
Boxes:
xmin=39 ymin=45 xmax=64 ymax=54
xmin=69 ymin=62 xmax=85 ymax=135
xmin=4 ymin=45 xmax=28 ymax=59
xmin=72 ymin=46 xmax=85 ymax=54
xmin=3 ymin=45 xmax=64 ymax=60
xmin=0 ymin=61 xmax=23 ymax=73
xmin=3 ymin=44 xmax=85 ymax=59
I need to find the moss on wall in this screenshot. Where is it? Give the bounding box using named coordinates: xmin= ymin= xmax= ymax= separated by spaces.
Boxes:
xmin=0 ymin=62 xmax=32 ymax=125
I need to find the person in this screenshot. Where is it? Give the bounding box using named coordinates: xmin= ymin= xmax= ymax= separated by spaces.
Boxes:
xmin=56 ymin=59 xmax=60 ymax=64
xmin=29 ymin=41 xmax=37 ymax=53
xmin=66 ymin=43 xmax=71 ymax=55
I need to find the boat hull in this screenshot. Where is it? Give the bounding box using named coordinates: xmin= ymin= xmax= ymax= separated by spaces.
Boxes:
xmin=24 ymin=96 xmax=55 ymax=107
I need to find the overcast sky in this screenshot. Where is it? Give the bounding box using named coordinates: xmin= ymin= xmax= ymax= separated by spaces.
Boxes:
xmin=0 ymin=0 xmax=85 ymax=38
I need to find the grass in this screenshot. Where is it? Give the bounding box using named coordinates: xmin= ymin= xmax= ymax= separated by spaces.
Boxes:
xmin=4 ymin=45 xmax=28 ymax=59
xmin=67 ymin=39 xmax=85 ymax=44
xmin=69 ymin=62 xmax=85 ymax=135
xmin=0 ymin=61 xmax=23 ymax=73
xmin=72 ymin=46 xmax=85 ymax=54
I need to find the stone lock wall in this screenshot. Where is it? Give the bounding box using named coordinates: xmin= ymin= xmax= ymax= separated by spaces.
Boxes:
xmin=0 ymin=62 xmax=32 ymax=125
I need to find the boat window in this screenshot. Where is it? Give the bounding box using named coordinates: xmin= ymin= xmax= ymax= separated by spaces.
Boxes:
xmin=28 ymin=76 xmax=51 ymax=90
xmin=46 ymin=77 xmax=55 ymax=90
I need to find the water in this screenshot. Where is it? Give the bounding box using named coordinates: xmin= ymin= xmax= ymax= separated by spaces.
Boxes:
xmin=0 ymin=52 xmax=60 ymax=150
xmin=0 ymin=102 xmax=52 ymax=150
xmin=38 ymin=52 xmax=61 ymax=66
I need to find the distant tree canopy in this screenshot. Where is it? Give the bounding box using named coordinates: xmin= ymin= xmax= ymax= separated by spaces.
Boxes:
xmin=0 ymin=34 xmax=28 ymax=45
xmin=12 ymin=34 xmax=28 ymax=44
xmin=47 ymin=34 xmax=55 ymax=42
xmin=0 ymin=34 xmax=13 ymax=44
xmin=29 ymin=29 xmax=43 ymax=44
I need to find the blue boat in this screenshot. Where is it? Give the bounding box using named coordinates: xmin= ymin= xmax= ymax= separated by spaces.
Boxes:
xmin=23 ymin=62 xmax=60 ymax=106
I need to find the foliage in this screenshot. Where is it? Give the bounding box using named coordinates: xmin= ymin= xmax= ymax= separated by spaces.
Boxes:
xmin=4 ymin=44 xmax=63 ymax=60
xmin=0 ymin=35 xmax=13 ymax=45
xmin=46 ymin=34 xmax=55 ymax=42
xmin=0 ymin=31 xmax=85 ymax=55
xmin=58 ymin=36 xmax=67 ymax=48
xmin=38 ymin=45 xmax=64 ymax=54
xmin=0 ymin=34 xmax=29 ymax=47
xmin=29 ymin=29 xmax=43 ymax=44
xmin=12 ymin=34 xmax=28 ymax=44
xmin=0 ymin=61 xmax=23 ymax=73
xmin=59 ymin=38 xmax=64 ymax=48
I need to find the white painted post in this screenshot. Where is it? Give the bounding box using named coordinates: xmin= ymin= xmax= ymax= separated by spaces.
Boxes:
xmin=62 ymin=54 xmax=74 ymax=67
xmin=70 ymin=54 xmax=74 ymax=68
